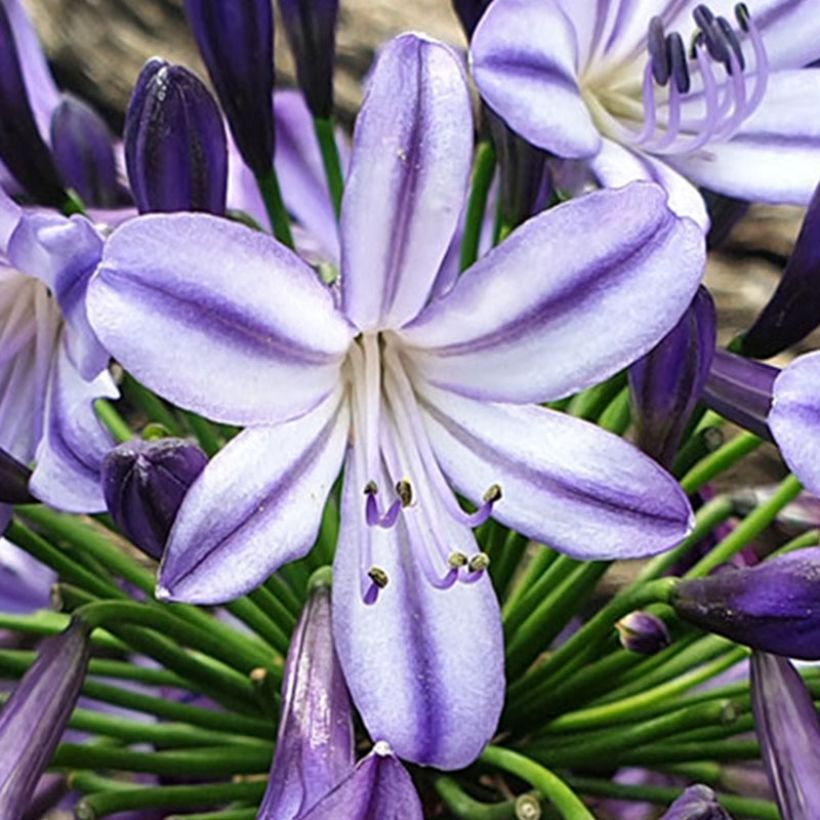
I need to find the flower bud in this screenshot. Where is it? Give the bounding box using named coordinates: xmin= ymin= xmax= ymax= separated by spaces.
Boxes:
xmin=671 ymin=548 xmax=820 ymax=659
xmin=630 ymin=287 xmax=716 ymax=467
xmin=660 ymin=784 xmax=732 ymax=819
xmin=297 ymin=741 xmax=423 ymax=820
xmin=751 ymin=651 xmax=820 ymax=818
xmin=50 ymin=95 xmax=120 ymax=209
xmin=452 ymin=0 xmax=493 ymax=38
xmin=615 ymin=611 xmax=671 ymax=655
xmin=741 ymin=179 xmax=820 ymax=358
xmin=0 ymin=2 xmax=65 ymax=205
xmin=258 ymin=572 xmax=355 ymax=819
xmin=124 ymin=59 xmax=228 ymax=215
xmin=184 ymin=0 xmax=275 ymax=176
xmin=101 ymin=437 xmax=208 ymax=560
xmin=703 ymin=349 xmax=777 ymax=441
xmin=278 ymin=0 xmax=339 ymax=119
xmin=0 ymin=619 xmax=91 ymax=811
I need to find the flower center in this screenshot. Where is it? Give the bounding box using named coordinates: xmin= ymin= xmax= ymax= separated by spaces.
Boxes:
xmin=346 ymin=332 xmax=500 ymax=605
xmin=589 ymin=3 xmax=768 ymax=157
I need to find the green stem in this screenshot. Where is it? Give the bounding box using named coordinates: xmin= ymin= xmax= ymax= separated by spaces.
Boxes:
xmin=313 ymin=117 xmax=344 ymax=218
xmin=265 ymin=573 xmax=303 ymax=617
xmin=94 ymin=399 xmax=132 ymax=443
xmin=121 ymin=374 xmax=183 ymax=435
xmin=503 ymin=553 xmax=578 ymax=632
xmin=597 ymin=387 xmax=631 ymax=434
xmin=459 ymin=141 xmax=496 ymax=272
xmin=0 ymin=611 xmax=121 ymax=649
xmin=255 ymin=168 xmax=294 ymax=247
xmin=480 ymin=746 xmax=594 ymax=820
xmin=183 ymin=411 xmax=223 ymax=457
xmin=567 ymin=372 xmax=627 ymax=421
xmin=680 ymin=431 xmax=762 ymax=494
xmin=488 ymin=531 xmax=528 ymax=600
xmin=435 ymin=777 xmax=520 ymax=820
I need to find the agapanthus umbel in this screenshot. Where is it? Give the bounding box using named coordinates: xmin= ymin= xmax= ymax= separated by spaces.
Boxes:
xmin=471 ymin=0 xmax=820 ymax=229
xmin=88 ymin=34 xmax=704 ymax=768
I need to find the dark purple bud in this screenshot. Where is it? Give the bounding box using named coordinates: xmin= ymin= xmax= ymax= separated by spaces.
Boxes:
xmin=124 ymin=59 xmax=227 ymax=215
xmin=660 ymin=784 xmax=732 ymax=819
xmin=101 ymin=438 xmax=208 ymax=560
xmin=629 ymin=287 xmax=716 ymax=467
xmin=703 ymin=349 xmax=777 ymax=441
xmin=452 ymin=0 xmax=493 ymax=38
xmin=615 ymin=611 xmax=671 ymax=655
xmin=184 ymin=0 xmax=275 ymax=176
xmin=258 ymin=574 xmax=355 ymax=819
xmin=741 ymin=180 xmax=820 ymax=358
xmin=671 ymin=548 xmax=820 ymax=659
xmin=751 ymin=651 xmax=820 ymax=818
xmin=297 ymin=741 xmax=423 ymax=820
xmin=0 ymin=448 xmax=34 ymax=505
xmin=702 ymin=189 xmax=749 ymax=250
xmin=278 ymin=0 xmax=339 ymax=119
xmin=50 ymin=95 xmax=119 ymax=209
xmin=0 ymin=619 xmax=91 ymax=810
xmin=0 ymin=2 xmax=65 ymax=205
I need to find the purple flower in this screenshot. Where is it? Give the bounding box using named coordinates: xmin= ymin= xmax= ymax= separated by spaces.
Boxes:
xmin=259 ymin=576 xmax=355 ymax=819
xmin=297 ymin=741 xmax=422 ymax=820
xmin=102 ymin=437 xmax=208 ymax=560
xmin=88 ymin=34 xmax=703 ymax=768
xmin=630 ymin=287 xmax=716 ymax=467
xmin=471 ymin=0 xmax=820 ymax=230
xmin=660 ymin=784 xmax=732 ymax=819
xmin=616 ymin=611 xmax=671 ymax=655
xmin=751 ymin=651 xmax=820 ymax=818
xmin=671 ymin=548 xmax=820 ymax=659
xmin=124 ymin=60 xmax=227 ymax=216
xmin=0 ymin=619 xmax=91 ymax=811
xmin=0 ymin=188 xmax=116 ymax=516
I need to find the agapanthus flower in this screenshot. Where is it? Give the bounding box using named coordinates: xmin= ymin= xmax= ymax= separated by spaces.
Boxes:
xmin=471 ymin=0 xmax=820 ymax=229
xmin=88 ymin=34 xmax=703 ymax=768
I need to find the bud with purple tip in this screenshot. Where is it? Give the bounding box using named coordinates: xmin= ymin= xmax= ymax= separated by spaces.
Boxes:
xmin=184 ymin=0 xmax=275 ymax=176
xmin=703 ymin=349 xmax=777 ymax=441
xmin=0 ymin=619 xmax=91 ymax=810
xmin=278 ymin=0 xmax=339 ymax=119
xmin=615 ymin=611 xmax=671 ymax=655
xmin=101 ymin=437 xmax=208 ymax=560
xmin=259 ymin=570 xmax=355 ymax=819
xmin=0 ymin=2 xmax=65 ymax=205
xmin=741 ymin=179 xmax=820 ymax=359
xmin=670 ymin=548 xmax=820 ymax=659
xmin=124 ymin=59 xmax=228 ymax=215
xmin=629 ymin=287 xmax=716 ymax=467
xmin=50 ymin=95 xmax=120 ymax=209
xmin=660 ymin=784 xmax=732 ymax=819
xmin=751 ymin=651 xmax=820 ymax=818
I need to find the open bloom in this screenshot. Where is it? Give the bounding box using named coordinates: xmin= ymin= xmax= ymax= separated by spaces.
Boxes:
xmin=88 ymin=34 xmax=703 ymax=768
xmin=471 ymin=0 xmax=820 ymax=229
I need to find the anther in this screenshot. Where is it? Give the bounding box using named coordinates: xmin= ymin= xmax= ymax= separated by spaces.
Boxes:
xmin=364 ymin=480 xmax=378 ymax=495
xmin=717 ymin=16 xmax=745 ymax=72
xmin=666 ymin=32 xmax=690 ymax=93
xmin=483 ymin=484 xmax=503 ymax=504
xmin=692 ymin=5 xmax=715 ymax=29
xmin=396 ymin=479 xmax=413 ymax=508
xmin=647 ymin=17 xmax=670 ymax=85
xmin=734 ymin=3 xmax=750 ymax=32
xmin=448 ymin=551 xmax=469 ymax=569
xmin=468 ymin=553 xmax=491 ymax=573
xmin=368 ymin=566 xmax=389 ymax=589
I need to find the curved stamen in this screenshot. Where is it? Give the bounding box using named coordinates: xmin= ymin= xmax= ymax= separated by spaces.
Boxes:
xmin=461 ymin=552 xmax=491 ymax=584
xmin=717 ymin=16 xmax=745 ymax=72
xmin=647 ymin=17 xmax=670 ymax=85
xmin=364 ymin=565 xmax=389 ymax=605
xmin=735 ymin=4 xmax=769 ymax=120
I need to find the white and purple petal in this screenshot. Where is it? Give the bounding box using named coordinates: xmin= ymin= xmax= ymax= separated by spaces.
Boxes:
xmin=88 ymin=213 xmax=353 ymax=426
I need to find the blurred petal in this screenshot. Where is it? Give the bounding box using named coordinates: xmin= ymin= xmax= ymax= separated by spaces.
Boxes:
xmin=0 ymin=539 xmax=55 ymax=614
xmin=0 ymin=184 xmax=20 ymax=249
xmin=158 ymin=388 xmax=349 ymax=604
xmin=471 ymin=0 xmax=601 ymax=159
xmin=340 ymin=34 xmax=472 ymax=331
xmin=88 ymin=213 xmax=352 ymax=426
xmin=419 ymin=384 xmax=693 ymax=560
xmin=660 ymin=784 xmax=732 ymax=819
xmin=401 ymin=183 xmax=705 ymax=404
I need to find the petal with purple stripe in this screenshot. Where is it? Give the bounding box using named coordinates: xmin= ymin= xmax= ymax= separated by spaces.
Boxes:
xmin=88 ymin=213 xmax=353 ymax=426
xmin=471 ymin=0 xmax=601 ymax=159
xmin=158 ymin=387 xmax=350 ymax=604
xmin=419 ymin=383 xmax=693 ymax=560
xmin=340 ymin=34 xmax=472 ymax=331
xmin=400 ymin=183 xmax=705 ymax=404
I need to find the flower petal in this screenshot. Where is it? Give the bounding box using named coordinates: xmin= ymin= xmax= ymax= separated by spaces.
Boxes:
xmin=400 ymin=183 xmax=705 ymax=404
xmin=158 ymin=387 xmax=349 ymax=604
xmin=88 ymin=213 xmax=353 ymax=426
xmin=769 ymin=351 xmax=820 ymax=495
xmin=471 ymin=0 xmax=601 ymax=159
xmin=0 ymin=185 xmax=20 ymax=249
xmin=340 ymin=34 xmax=472 ymax=331
xmin=332 ymin=450 xmax=504 ymax=769
xmin=419 ymin=384 xmax=693 ymax=560
xmin=29 ymin=335 xmax=116 ymax=513
xmin=669 ymin=70 xmax=820 ymax=205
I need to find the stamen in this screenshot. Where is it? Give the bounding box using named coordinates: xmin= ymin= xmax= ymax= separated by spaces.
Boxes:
xmin=396 ymin=479 xmax=413 ymax=507
xmin=647 ymin=17 xmax=670 ymax=85
xmin=448 ymin=551 xmax=469 ymax=569
xmin=364 ymin=481 xmax=401 ymax=528
xmin=735 ymin=2 xmax=750 ymax=32
xmin=363 ymin=566 xmax=389 ymax=606
xmin=717 ymin=16 xmax=745 ymax=72
xmin=666 ymin=32 xmax=690 ymax=93
xmin=469 ymin=553 xmax=491 ymax=572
